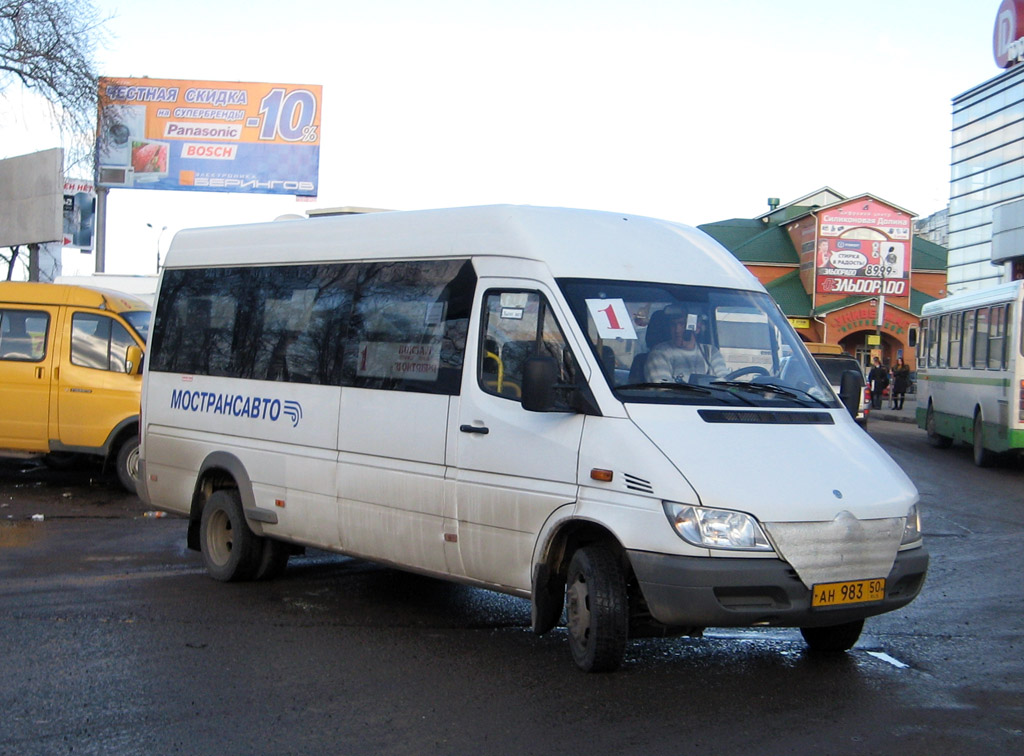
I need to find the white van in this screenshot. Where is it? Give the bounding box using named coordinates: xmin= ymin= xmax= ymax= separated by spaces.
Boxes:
xmin=139 ymin=205 xmax=927 ymax=671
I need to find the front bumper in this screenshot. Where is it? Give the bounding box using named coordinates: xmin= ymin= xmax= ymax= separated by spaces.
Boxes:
xmin=628 ymin=546 xmax=928 ymax=629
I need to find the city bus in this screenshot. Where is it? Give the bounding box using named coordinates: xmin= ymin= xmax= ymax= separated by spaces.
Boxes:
xmin=139 ymin=205 xmax=927 ymax=671
xmin=916 ymin=279 xmax=1024 ymax=466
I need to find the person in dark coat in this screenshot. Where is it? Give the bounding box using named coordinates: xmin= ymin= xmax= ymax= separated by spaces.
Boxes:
xmin=891 ymin=358 xmax=911 ymax=410
xmin=868 ymin=357 xmax=889 ymax=409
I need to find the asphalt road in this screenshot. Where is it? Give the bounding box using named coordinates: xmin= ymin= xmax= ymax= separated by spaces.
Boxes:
xmin=1 ymin=425 xmax=1022 ymax=756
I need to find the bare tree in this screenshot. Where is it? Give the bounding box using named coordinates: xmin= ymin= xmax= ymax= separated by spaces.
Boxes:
xmin=1 ymin=0 xmax=106 ymax=279
xmin=1 ymin=0 xmax=105 ymax=169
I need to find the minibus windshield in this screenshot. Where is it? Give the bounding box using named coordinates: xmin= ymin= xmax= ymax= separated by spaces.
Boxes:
xmin=559 ymin=279 xmax=837 ymax=409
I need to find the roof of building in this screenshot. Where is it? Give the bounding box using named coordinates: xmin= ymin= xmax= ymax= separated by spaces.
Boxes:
xmin=911 ymin=235 xmax=948 ymax=271
xmin=764 ymin=270 xmax=812 ymax=316
xmin=699 ymin=221 xmax=799 ymax=265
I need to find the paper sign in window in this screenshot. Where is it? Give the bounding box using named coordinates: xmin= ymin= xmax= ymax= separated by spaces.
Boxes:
xmin=585 ymin=299 xmax=638 ymax=340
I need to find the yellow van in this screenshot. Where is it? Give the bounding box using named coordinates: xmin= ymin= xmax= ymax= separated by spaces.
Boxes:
xmin=0 ymin=282 xmax=150 ymax=492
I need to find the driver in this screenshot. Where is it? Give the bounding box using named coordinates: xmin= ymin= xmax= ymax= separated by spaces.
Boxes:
xmin=644 ymin=305 xmax=727 ymax=383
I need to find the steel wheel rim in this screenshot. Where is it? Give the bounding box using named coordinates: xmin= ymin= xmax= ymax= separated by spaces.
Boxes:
xmin=567 ymin=572 xmax=591 ymax=645
xmin=126 ymin=447 xmax=140 ymax=481
xmin=206 ymin=509 xmax=233 ymax=566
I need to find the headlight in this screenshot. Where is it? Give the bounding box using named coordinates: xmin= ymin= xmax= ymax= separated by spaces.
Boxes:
xmin=901 ymin=503 xmax=922 ymax=545
xmin=663 ymin=502 xmax=773 ymax=551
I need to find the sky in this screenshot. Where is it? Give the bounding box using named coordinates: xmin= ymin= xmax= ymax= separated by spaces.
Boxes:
xmin=0 ymin=0 xmax=1004 ymax=277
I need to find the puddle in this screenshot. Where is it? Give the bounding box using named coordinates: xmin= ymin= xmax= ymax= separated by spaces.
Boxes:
xmin=0 ymin=520 xmax=44 ymax=548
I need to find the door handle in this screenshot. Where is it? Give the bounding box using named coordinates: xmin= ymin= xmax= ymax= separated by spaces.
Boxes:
xmin=459 ymin=424 xmax=489 ymax=435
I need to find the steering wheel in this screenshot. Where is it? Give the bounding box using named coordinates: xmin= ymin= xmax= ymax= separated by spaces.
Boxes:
xmin=723 ymin=366 xmax=770 ymax=381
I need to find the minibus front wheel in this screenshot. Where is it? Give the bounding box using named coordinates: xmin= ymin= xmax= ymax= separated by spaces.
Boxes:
xmin=565 ymin=546 xmax=628 ymax=672
xmin=200 ymin=490 xmax=262 ymax=582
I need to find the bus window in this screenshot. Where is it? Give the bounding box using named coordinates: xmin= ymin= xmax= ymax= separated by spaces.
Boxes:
xmin=973 ymin=307 xmax=989 ymax=368
xmin=989 ymin=305 xmax=1007 ymax=370
xmin=949 ymin=313 xmax=961 ymax=369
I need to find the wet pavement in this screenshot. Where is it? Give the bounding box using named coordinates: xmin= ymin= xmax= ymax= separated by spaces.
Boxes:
xmin=1 ymin=422 xmax=1022 ymax=754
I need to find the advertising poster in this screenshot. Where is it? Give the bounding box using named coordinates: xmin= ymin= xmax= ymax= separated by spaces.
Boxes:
xmin=815 ymin=198 xmax=912 ymax=297
xmin=96 ymin=77 xmax=321 ymax=196
xmin=62 ymin=179 xmax=96 ymax=249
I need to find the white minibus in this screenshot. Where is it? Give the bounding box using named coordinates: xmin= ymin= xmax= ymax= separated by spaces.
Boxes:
xmin=916 ymin=279 xmax=1024 ymax=466
xmin=139 ymin=205 xmax=928 ymax=671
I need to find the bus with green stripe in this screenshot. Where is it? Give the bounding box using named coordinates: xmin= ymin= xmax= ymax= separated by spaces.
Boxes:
xmin=916 ymin=279 xmax=1024 ymax=466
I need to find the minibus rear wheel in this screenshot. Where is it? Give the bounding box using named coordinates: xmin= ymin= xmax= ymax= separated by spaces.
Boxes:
xmin=200 ymin=490 xmax=261 ymax=582
xmin=565 ymin=546 xmax=628 ymax=672
xmin=800 ymin=618 xmax=864 ymax=653
xmin=255 ymin=539 xmax=290 ymax=581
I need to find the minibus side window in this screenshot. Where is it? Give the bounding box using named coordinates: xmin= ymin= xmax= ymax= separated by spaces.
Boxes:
xmin=341 ymin=259 xmax=475 ymax=395
xmin=478 ymin=290 xmax=576 ymax=404
xmin=0 ymin=309 xmax=49 ymax=362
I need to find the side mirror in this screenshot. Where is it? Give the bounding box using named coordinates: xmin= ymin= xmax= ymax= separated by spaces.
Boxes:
xmin=839 ymin=369 xmax=863 ymax=420
xmin=125 ymin=345 xmax=144 ymax=375
xmin=521 ymin=355 xmax=560 ymax=412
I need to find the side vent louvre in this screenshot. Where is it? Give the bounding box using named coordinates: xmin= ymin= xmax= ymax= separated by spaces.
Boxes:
xmin=623 ymin=473 xmax=654 ymax=494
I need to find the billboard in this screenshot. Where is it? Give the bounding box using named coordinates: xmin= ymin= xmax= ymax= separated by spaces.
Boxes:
xmin=97 ymin=77 xmax=321 ymax=196
xmin=62 ymin=179 xmax=96 ymax=249
xmin=815 ymin=198 xmax=912 ymax=297
xmin=0 ymin=148 xmax=63 ymax=248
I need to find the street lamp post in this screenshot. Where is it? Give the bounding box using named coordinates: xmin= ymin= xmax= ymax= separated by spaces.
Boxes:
xmin=146 ymin=223 xmax=168 ymax=273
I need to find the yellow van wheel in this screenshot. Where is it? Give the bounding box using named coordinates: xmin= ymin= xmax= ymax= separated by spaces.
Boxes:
xmin=115 ymin=435 xmax=140 ymax=494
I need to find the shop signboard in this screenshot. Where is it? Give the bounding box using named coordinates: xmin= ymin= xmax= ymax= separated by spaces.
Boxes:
xmin=96 ymin=77 xmax=321 ymax=196
xmin=815 ymin=198 xmax=912 ymax=297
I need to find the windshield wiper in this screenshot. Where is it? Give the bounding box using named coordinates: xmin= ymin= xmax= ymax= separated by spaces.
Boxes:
xmin=616 ymin=381 xmax=759 ymax=406
xmin=616 ymin=382 xmax=712 ymax=395
xmin=710 ymin=380 xmax=830 ymax=408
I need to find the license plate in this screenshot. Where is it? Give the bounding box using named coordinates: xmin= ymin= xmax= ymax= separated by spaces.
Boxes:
xmin=811 ymin=578 xmax=886 ymax=608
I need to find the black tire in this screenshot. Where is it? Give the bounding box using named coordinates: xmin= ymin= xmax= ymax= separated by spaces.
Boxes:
xmin=565 ymin=546 xmax=628 ymax=672
xmin=973 ymin=413 xmax=995 ymax=468
xmin=199 ymin=490 xmax=261 ymax=582
xmin=926 ymin=403 xmax=952 ymax=449
xmin=114 ymin=435 xmax=140 ymax=494
xmin=254 ymin=538 xmax=290 ymax=581
xmin=800 ymin=618 xmax=864 ymax=653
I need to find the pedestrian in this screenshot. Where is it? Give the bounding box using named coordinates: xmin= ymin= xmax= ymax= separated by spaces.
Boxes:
xmin=868 ymin=357 xmax=889 ymax=410
xmin=891 ymin=358 xmax=911 ymax=411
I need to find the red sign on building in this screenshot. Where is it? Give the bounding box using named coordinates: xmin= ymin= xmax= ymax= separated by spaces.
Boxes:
xmin=814 ymin=198 xmax=912 ymax=297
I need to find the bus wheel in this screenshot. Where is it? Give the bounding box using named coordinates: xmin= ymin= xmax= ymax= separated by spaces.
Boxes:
xmin=565 ymin=546 xmax=627 ymax=672
xmin=800 ymin=618 xmax=864 ymax=653
xmin=926 ymin=404 xmax=952 ymax=449
xmin=973 ymin=413 xmax=995 ymax=468
xmin=115 ymin=435 xmax=140 ymax=494
xmin=200 ymin=490 xmax=261 ymax=582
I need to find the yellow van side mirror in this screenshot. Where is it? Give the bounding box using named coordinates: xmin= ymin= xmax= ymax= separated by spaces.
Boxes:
xmin=125 ymin=345 xmax=144 ymax=375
